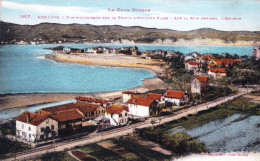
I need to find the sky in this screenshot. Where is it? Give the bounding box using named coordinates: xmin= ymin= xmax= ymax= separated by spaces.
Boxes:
xmin=1 ymin=0 xmax=260 ymax=31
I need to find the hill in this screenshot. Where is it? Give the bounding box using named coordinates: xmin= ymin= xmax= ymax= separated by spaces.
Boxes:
xmin=0 ymin=21 xmax=259 ymax=45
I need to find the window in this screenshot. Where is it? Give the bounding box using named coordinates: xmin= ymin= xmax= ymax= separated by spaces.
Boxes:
xmin=121 ymin=119 xmax=124 ymax=123
xmin=91 ymin=112 xmax=94 ymax=116
xmin=22 ymin=132 xmax=25 ymax=137
xmin=46 ymin=119 xmax=49 ymax=124
xmin=119 ymin=114 xmax=122 ymax=117
xmin=22 ymin=124 xmax=24 ymax=129
xmin=125 ymin=113 xmax=127 ymax=116
xmin=29 ymin=134 xmax=31 ymax=138
xmin=41 ymin=127 xmax=44 ymax=132
xmin=28 ymin=126 xmax=31 ymax=131
xmin=51 ymin=125 xmax=54 ymax=130
xmin=40 ymin=135 xmax=44 ymax=139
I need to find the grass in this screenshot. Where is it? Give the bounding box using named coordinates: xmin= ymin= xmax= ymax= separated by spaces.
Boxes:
xmin=219 ymin=96 xmax=260 ymax=115
xmin=112 ymin=137 xmax=170 ymax=161
xmin=155 ymin=107 xmax=237 ymax=132
xmin=80 ymin=144 xmax=124 ymax=161
xmin=250 ymin=90 xmax=260 ymax=96
xmin=78 ymin=137 xmax=171 ymax=161
xmin=0 ymin=137 xmax=30 ymax=157
xmin=0 ymin=121 xmax=16 ymax=136
xmin=41 ymin=151 xmax=77 ymax=161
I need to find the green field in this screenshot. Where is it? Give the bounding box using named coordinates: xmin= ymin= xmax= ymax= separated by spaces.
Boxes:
xmin=79 ymin=138 xmax=170 ymax=161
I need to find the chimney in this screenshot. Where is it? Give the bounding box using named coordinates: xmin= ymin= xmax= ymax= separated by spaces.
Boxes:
xmin=27 ymin=113 xmax=31 ymax=123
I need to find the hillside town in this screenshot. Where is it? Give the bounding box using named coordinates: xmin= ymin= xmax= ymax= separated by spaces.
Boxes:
xmin=0 ymin=44 xmax=259 ymax=161
xmin=13 ymin=45 xmax=260 ymax=146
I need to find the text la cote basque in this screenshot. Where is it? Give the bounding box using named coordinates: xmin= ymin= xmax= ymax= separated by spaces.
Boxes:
xmin=108 ymin=8 xmax=150 ymax=12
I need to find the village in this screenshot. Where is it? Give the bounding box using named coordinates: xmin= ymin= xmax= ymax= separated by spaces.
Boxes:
xmin=12 ymin=45 xmax=260 ymax=147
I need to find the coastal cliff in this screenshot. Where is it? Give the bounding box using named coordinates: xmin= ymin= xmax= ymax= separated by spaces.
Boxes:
xmin=1 ymin=21 xmax=259 ymax=46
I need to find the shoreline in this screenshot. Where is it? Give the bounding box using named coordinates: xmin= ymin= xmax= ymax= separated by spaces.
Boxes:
xmin=0 ymin=77 xmax=167 ymax=112
xmin=0 ymin=52 xmax=167 ymax=112
xmin=45 ymin=53 xmax=165 ymax=76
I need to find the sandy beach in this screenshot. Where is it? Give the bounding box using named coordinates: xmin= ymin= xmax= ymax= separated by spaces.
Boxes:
xmin=45 ymin=53 xmax=165 ymax=75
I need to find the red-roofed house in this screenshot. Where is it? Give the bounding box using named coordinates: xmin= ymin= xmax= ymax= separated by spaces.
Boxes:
xmin=122 ymin=91 xmax=141 ymax=103
xmin=208 ymin=68 xmax=227 ymax=79
xmin=40 ymin=102 xmax=105 ymax=130
xmin=75 ymin=96 xmax=111 ymax=108
xmin=200 ymin=55 xmax=213 ymax=63
xmin=212 ymin=59 xmax=242 ymax=67
xmin=164 ymin=90 xmax=188 ymax=106
xmin=105 ymin=105 xmax=128 ymax=126
xmin=146 ymin=93 xmax=165 ymax=107
xmin=185 ymin=62 xmax=201 ymax=72
xmin=127 ymin=97 xmax=158 ymax=117
xmin=191 ymin=77 xmax=209 ymax=94
xmin=16 ymin=112 xmax=58 ymax=142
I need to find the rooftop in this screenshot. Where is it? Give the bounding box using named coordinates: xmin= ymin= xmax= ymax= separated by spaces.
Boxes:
xmin=209 ymin=68 xmax=227 ymax=73
xmin=196 ymin=76 xmax=209 ymax=83
xmin=16 ymin=112 xmax=48 ymax=126
xmin=187 ymin=62 xmax=201 ymax=66
xmin=146 ymin=93 xmax=163 ymax=100
xmin=75 ymin=96 xmax=110 ymax=104
xmin=50 ymin=108 xmax=83 ymax=122
xmin=213 ymin=59 xmax=242 ymax=66
xmin=127 ymin=97 xmax=155 ymax=107
xmin=106 ymin=105 xmax=128 ymax=114
xmin=164 ymin=90 xmax=185 ymax=99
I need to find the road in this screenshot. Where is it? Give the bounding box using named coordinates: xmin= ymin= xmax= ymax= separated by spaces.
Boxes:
xmin=3 ymin=91 xmax=247 ymax=161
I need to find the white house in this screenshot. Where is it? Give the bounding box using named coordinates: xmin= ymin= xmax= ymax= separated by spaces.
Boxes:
xmin=164 ymin=90 xmax=189 ymax=106
xmin=208 ymin=68 xmax=227 ymax=79
xmin=104 ymin=105 xmax=128 ymax=126
xmin=16 ymin=112 xmax=58 ymax=143
xmin=185 ymin=62 xmax=201 ymax=72
xmin=191 ymin=77 xmax=209 ymax=94
xmin=127 ymin=97 xmax=157 ymax=117
xmin=122 ymin=91 xmax=140 ymax=103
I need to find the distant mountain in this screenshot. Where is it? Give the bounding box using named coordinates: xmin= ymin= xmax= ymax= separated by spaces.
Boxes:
xmin=0 ymin=21 xmax=259 ymax=44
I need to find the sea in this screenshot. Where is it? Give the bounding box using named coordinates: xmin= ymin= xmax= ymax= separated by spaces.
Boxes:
xmin=0 ymin=44 xmax=254 ymax=94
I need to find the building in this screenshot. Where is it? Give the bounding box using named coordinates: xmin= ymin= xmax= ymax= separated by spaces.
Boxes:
xmin=200 ymin=55 xmax=213 ymax=63
xmin=253 ymin=47 xmax=260 ymax=60
xmin=185 ymin=62 xmax=201 ymax=72
xmin=122 ymin=91 xmax=140 ymax=103
xmin=208 ymin=68 xmax=227 ymax=79
xmin=191 ymin=77 xmax=209 ymax=94
xmin=127 ymin=97 xmax=158 ymax=117
xmin=16 ymin=112 xmax=58 ymax=142
xmin=75 ymin=96 xmax=111 ymax=108
xmin=212 ymin=59 xmax=242 ymax=67
xmin=146 ymin=93 xmax=165 ymax=107
xmin=164 ymin=90 xmax=189 ymax=106
xmin=40 ymin=102 xmax=105 ymax=130
xmin=104 ymin=105 xmax=128 ymax=126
